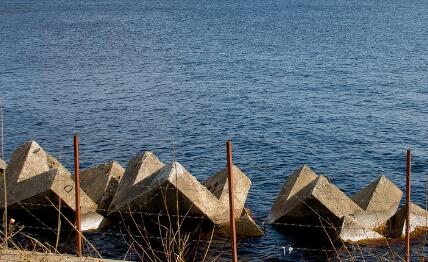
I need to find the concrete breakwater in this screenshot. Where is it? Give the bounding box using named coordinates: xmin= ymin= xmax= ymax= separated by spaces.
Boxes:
xmin=269 ymin=165 xmax=428 ymax=243
xmin=0 ymin=140 xmax=427 ymax=248
xmin=0 ymin=140 xmax=262 ymax=238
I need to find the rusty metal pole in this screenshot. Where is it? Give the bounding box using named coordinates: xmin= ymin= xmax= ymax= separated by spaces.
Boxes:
xmin=226 ymin=140 xmax=238 ymax=262
xmin=73 ymin=134 xmax=82 ymax=257
xmin=405 ymin=148 xmax=411 ymax=262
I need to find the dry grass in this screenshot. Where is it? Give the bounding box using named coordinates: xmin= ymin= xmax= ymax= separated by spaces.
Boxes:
xmin=116 ymin=183 xmax=221 ymax=262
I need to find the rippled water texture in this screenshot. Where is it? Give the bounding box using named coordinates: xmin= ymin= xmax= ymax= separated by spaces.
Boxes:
xmin=1 ymin=0 xmax=427 ymax=260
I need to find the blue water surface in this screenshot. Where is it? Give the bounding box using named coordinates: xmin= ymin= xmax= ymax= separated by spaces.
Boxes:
xmin=1 ymin=0 xmax=427 ymax=260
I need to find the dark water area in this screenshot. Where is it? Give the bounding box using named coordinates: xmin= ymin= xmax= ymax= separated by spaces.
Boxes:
xmin=1 ymin=0 xmax=428 ymax=260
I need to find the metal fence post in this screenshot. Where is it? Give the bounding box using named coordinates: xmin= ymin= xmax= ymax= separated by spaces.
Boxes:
xmin=1 ymin=102 xmax=7 ymax=249
xmin=226 ymin=140 xmax=238 ymax=262
xmin=74 ymin=134 xmax=82 ymax=257
xmin=405 ymin=148 xmax=411 ymax=262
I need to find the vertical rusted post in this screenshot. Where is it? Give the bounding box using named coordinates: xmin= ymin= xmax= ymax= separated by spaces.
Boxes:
xmin=405 ymin=148 xmax=411 ymax=262
xmin=226 ymin=140 xmax=238 ymax=262
xmin=1 ymin=101 xmax=7 ymax=249
xmin=73 ymin=134 xmax=82 ymax=257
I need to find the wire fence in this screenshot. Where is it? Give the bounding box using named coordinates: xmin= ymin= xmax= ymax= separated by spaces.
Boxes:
xmin=1 ymin=138 xmax=428 ymax=261
xmin=1 ymin=193 xmax=428 ymax=261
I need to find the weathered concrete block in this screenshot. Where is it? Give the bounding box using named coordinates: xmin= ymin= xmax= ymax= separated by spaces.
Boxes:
xmin=338 ymin=215 xmax=385 ymax=244
xmin=388 ymin=202 xmax=428 ymax=238
xmin=351 ymin=176 xmax=402 ymax=230
xmin=109 ymin=154 xmax=250 ymax=225
xmin=0 ymin=141 xmax=97 ymax=213
xmin=271 ymin=175 xmax=363 ymax=225
xmin=0 ymin=158 xmax=6 ymax=173
xmin=269 ymin=165 xmax=318 ymax=223
xmin=80 ymin=161 xmax=124 ymax=215
xmin=218 ymin=208 xmax=263 ymax=237
xmin=0 ymin=158 xmax=6 ymax=181
xmin=346 ymin=211 xmax=394 ymax=235
xmin=108 ymin=152 xmax=164 ymax=213
xmin=81 ymin=212 xmax=112 ymax=231
xmin=202 ymin=165 xmax=251 ymax=219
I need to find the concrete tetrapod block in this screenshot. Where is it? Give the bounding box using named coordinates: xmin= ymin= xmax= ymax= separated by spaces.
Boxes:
xmin=272 ymin=175 xmax=363 ymax=226
xmin=0 ymin=157 xmax=6 ymax=173
xmin=218 ymin=208 xmax=263 ymax=237
xmin=108 ymin=157 xmax=248 ymax=225
xmin=81 ymin=212 xmax=112 ymax=231
xmin=0 ymin=141 xmax=97 ymax=213
xmin=269 ymin=165 xmax=318 ymax=223
xmin=202 ymin=165 xmax=251 ymax=218
xmin=0 ymin=158 xmax=6 ymax=182
xmin=338 ymin=215 xmax=385 ymax=244
xmin=388 ymin=202 xmax=428 ymax=238
xmin=108 ymin=152 xmax=165 ymax=214
xmin=80 ymin=161 xmax=124 ymax=215
xmin=351 ymin=176 xmax=402 ymax=230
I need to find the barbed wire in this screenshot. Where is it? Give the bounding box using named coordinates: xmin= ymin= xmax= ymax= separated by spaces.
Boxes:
xmin=3 ymin=189 xmax=428 ymax=235
xmin=1 ymin=169 xmax=422 ymax=206
xmin=1 ymin=137 xmax=428 ymax=261
xmin=0 ymin=204 xmax=416 ymax=234
xmin=8 ymin=224 xmax=220 ymax=245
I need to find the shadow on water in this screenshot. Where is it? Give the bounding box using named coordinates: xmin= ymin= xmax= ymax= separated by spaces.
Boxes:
xmin=1 ymin=205 xmax=77 ymax=253
xmin=270 ymin=223 xmax=341 ymax=261
xmin=4 ymin=205 xmax=428 ymax=261
xmin=269 ymin=223 xmax=428 ymax=261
